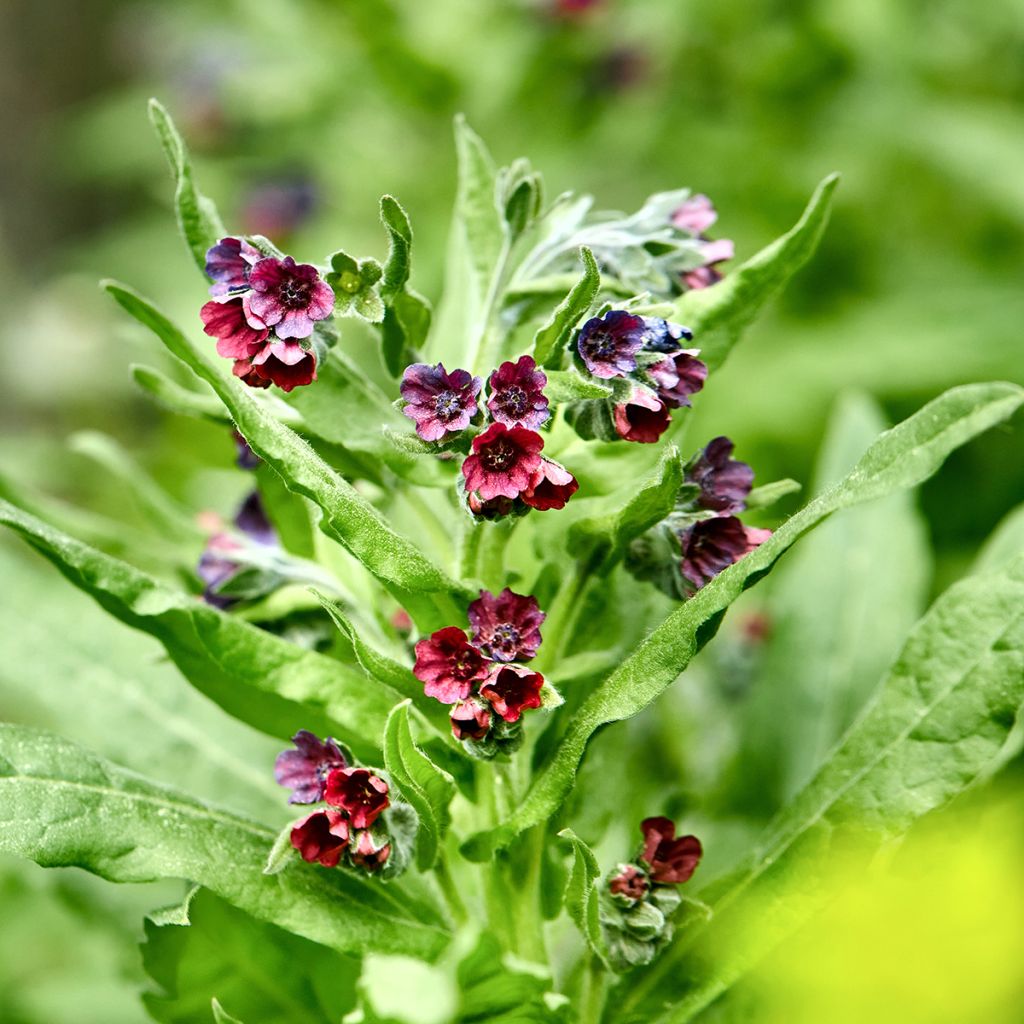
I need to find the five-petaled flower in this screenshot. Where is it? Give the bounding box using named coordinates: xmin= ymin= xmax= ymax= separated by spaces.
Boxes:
xmin=400 ymin=363 xmax=483 ymax=442
xmin=678 ymin=515 xmax=771 ymax=589
xmin=468 ymin=588 xmax=546 ymax=663
xmin=413 ymin=626 xmax=491 ymax=703
xmin=290 ymin=809 xmax=349 ymax=868
xmin=324 ymin=767 xmax=390 ymax=830
xmin=522 ymin=458 xmax=579 ymax=511
xmin=638 ymin=817 xmax=703 ymax=884
xmin=487 ymin=355 xmax=550 ymax=429
xmin=613 ymin=387 xmax=672 ymax=444
xmin=245 ymin=255 xmax=335 ymax=340
xmin=480 ymin=664 xmax=545 ymax=723
xmin=577 ymin=310 xmax=646 ymax=379
xmin=686 ymin=436 xmax=754 ymax=514
xmin=274 ymin=730 xmax=348 ymax=804
xmin=462 ymin=423 xmax=544 ymax=500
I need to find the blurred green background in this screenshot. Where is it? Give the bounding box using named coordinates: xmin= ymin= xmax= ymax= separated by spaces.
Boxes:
xmin=1 ymin=0 xmax=1021 ymax=1021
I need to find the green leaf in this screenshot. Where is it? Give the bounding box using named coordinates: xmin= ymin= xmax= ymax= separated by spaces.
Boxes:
xmin=672 ymin=175 xmax=839 ymax=372
xmin=0 ymin=499 xmax=396 ymax=758
xmin=132 ymin=365 xmax=231 ymax=424
xmin=380 ymin=195 xmax=414 ymax=299
xmin=452 ymin=115 xmax=505 ymax=290
xmin=973 ymin=501 xmax=1024 ymax=574
xmin=142 ymin=888 xmax=360 ymax=1024
xmin=211 ymin=1000 xmax=244 ymax=1024
xmin=104 ymin=281 xmax=470 ymax=630
xmin=532 ymin=247 xmax=600 ymax=370
xmin=558 ymin=829 xmax=609 ymax=967
xmin=744 ymin=478 xmax=802 ymax=510
xmin=148 ymin=99 xmax=226 ymax=274
xmin=461 ymin=381 xmax=1024 ymax=860
xmin=629 ymin=554 xmax=1024 ymax=1024
xmin=543 ymin=369 xmax=613 ymax=404
xmin=568 ymin=446 xmax=686 ymax=571
xmin=0 ymin=725 xmax=449 ymax=960
xmin=383 ymin=701 xmax=456 ymax=871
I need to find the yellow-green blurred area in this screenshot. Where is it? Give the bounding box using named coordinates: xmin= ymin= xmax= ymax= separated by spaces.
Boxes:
xmin=1 ymin=0 xmax=1022 ymax=1021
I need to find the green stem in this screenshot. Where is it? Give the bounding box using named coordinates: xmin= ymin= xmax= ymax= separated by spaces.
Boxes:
xmin=580 ymin=957 xmax=610 ymax=1024
xmin=433 ymin=850 xmax=468 ymax=926
xmin=535 ymin=558 xmax=594 ymax=673
xmin=479 ymin=519 xmax=514 ymax=590
xmin=459 ymin=521 xmax=483 ymax=581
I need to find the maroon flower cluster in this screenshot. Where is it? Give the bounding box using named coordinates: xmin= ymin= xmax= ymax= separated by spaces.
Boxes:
xmin=607 ymin=816 xmax=703 ymax=905
xmin=399 ymin=356 xmax=578 ymax=518
xmin=200 ymin=237 xmax=334 ymax=392
xmin=413 ymin=588 xmax=547 ymax=749
xmin=274 ymin=731 xmax=392 ymax=873
xmin=576 ymin=310 xmax=707 ymax=445
xmin=671 ymin=194 xmax=734 ymax=290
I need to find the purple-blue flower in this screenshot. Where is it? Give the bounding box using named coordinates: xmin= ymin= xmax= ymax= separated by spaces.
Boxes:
xmin=686 ymin=437 xmax=754 ymax=514
xmin=205 ymin=236 xmax=262 ymax=297
xmin=641 ymin=317 xmax=694 ymax=354
xmin=487 ymin=355 xmax=550 ymax=429
xmin=274 ymin=730 xmax=348 ymax=804
xmin=577 ymin=310 xmax=646 ymax=379
xmin=400 ymin=363 xmax=482 ymax=442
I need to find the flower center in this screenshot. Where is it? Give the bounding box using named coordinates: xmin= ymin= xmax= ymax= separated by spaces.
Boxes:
xmin=482 ymin=441 xmax=515 ymax=471
xmin=589 ymin=328 xmax=616 ymax=358
xmin=278 ymin=278 xmax=312 ymax=309
xmin=435 ymin=390 xmax=462 ymax=419
xmin=491 ymin=623 xmax=520 ymax=649
xmin=499 ymin=385 xmax=528 ymax=416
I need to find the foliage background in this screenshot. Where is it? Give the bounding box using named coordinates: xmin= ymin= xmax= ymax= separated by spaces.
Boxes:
xmin=0 ymin=0 xmax=1021 ymax=1021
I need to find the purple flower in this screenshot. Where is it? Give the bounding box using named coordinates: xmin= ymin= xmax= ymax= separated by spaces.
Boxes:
xmin=274 ymin=730 xmax=348 ymax=804
xmin=577 ymin=310 xmax=646 ymax=379
xmin=232 ymin=430 xmax=260 ymax=469
xmin=239 ymin=176 xmax=317 ymax=240
xmin=609 ymin=863 xmax=649 ymax=903
xmin=468 ymin=587 xmax=546 ymax=663
xmin=205 ymin=236 xmax=262 ymax=297
xmin=233 ymin=491 xmax=277 ymax=546
xmin=683 ymin=238 xmax=735 ymax=291
xmin=613 ymin=387 xmax=672 ymax=444
xmin=462 ymin=423 xmax=545 ymax=501
xmin=290 ymin=809 xmax=349 ymax=868
xmin=450 ymin=696 xmax=492 ymax=742
xmin=686 ymin=437 xmax=753 ymax=514
xmin=639 ymin=817 xmax=702 ymax=885
xmin=648 ymin=350 xmax=707 ymax=408
xmin=487 ymin=355 xmax=550 ymax=429
xmin=678 ymin=516 xmax=771 ymax=589
xmin=480 ymin=664 xmax=545 ymax=723
xmin=244 ymin=256 xmax=335 ymax=340
xmin=324 ymin=768 xmax=390 ymax=830
xmin=196 ymin=491 xmax=278 ymax=608
xmin=200 ymin=297 xmax=270 ymax=359
xmin=671 ymin=195 xmax=717 ymax=236
xmin=522 ymin=457 xmax=579 ymax=511
xmin=413 ymin=627 xmax=490 ymax=704
xmin=641 ymin=317 xmax=694 ymax=354
xmin=349 ymin=829 xmax=391 ymax=873
xmin=400 ymin=363 xmax=482 ymax=442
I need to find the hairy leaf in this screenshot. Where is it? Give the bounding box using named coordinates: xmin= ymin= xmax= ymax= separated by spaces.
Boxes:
xmin=0 ymin=725 xmax=449 ymax=959
xmin=462 ymin=382 xmax=1024 ymax=860
xmin=132 ymin=365 xmax=230 ymax=424
xmin=533 ymin=246 xmax=600 ymax=370
xmin=558 ymin=829 xmax=609 ymax=967
xmin=544 ymin=369 xmax=613 ymax=404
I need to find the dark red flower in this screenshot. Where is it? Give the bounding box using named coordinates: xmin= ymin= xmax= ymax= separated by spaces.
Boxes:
xmin=468 ymin=587 xmax=545 ymax=663
xmin=200 ymin=297 xmax=270 ymax=358
xmin=649 ymin=350 xmax=707 ymax=409
xmin=683 ymin=238 xmax=734 ymax=291
xmin=231 ymin=359 xmax=272 ymax=390
xmin=639 ymin=817 xmax=702 ymax=885
xmin=613 ymin=387 xmax=672 ymax=443
xmin=205 ymin=236 xmax=261 ymax=297
xmin=274 ymin=730 xmax=348 ymax=804
xmin=678 ymin=516 xmax=771 ymax=589
xmin=400 ymin=363 xmax=482 ymax=442
xmin=290 ymin=809 xmax=349 ymax=868
xmin=232 ymin=345 xmax=317 ymax=393
xmin=450 ymin=696 xmax=492 ymax=742
xmin=480 ymin=664 xmax=545 ymax=723
xmin=609 ymin=863 xmax=649 ymax=902
xmin=462 ymin=423 xmax=544 ymax=501
xmin=487 ymin=355 xmax=549 ymax=430
xmin=413 ymin=627 xmax=490 ymax=704
xmin=522 ymin=457 xmax=579 ymax=511
xmin=687 ymin=437 xmax=753 ymax=514
xmin=468 ymin=493 xmax=521 ymax=520
xmin=577 ymin=310 xmax=645 ymax=379
xmin=324 ymin=767 xmax=390 ymax=830
xmin=671 ymin=194 xmax=718 ymax=236
xmin=349 ymin=829 xmax=391 ymax=873
xmin=244 ymin=256 xmax=334 ymax=340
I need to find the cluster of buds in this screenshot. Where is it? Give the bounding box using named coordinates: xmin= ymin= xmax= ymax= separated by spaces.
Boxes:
xmin=601 ymin=817 xmax=703 ymax=970
xmin=572 ymin=310 xmax=707 ymax=445
xmin=274 ymin=731 xmax=401 ymax=875
xmin=413 ymin=588 xmax=554 ymax=758
xmin=200 ymin=236 xmax=335 ymax=391
xmin=400 ymin=355 xmax=579 ymax=518
xmin=627 ymin=437 xmax=772 ymax=597
xmin=671 ymin=193 xmax=735 ymax=291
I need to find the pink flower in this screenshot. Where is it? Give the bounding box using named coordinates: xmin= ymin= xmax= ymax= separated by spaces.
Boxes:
xmin=683 ymin=238 xmax=735 ymax=290
xmin=290 ymin=809 xmax=349 ymax=868
xmin=671 ymin=194 xmax=718 ymax=236
xmin=274 ymin=730 xmax=348 ymax=805
xmin=648 ymin=350 xmax=707 ymax=409
xmin=468 ymin=588 xmax=546 ymax=663
xmin=349 ymin=829 xmax=391 ymax=873
xmin=324 ymin=767 xmax=390 ymax=830
xmin=487 ymin=355 xmax=550 ymax=429
xmin=400 ymin=363 xmax=482 ymax=442
xmin=450 ymin=697 xmax=492 ymax=742
xmin=245 ymin=256 xmax=335 ymax=340
xmin=413 ymin=626 xmax=490 ymax=704
xmin=522 ymin=457 xmax=579 ymax=511
xmin=613 ymin=387 xmax=672 ymax=444
xmin=200 ymin=297 xmax=269 ymax=359
xmin=462 ymin=423 xmax=544 ymax=501
xmin=639 ymin=817 xmax=702 ymax=885
xmin=480 ymin=664 xmax=545 ymax=723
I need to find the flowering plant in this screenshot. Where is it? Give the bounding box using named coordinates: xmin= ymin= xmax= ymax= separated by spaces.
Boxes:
xmin=0 ymin=101 xmax=1021 ymax=1024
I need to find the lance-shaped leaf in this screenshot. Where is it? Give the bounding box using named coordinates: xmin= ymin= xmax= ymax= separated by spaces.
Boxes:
xmin=0 ymin=499 xmax=396 ymax=758
xmin=672 ymin=174 xmax=839 ymax=372
xmin=461 ymin=381 xmax=1024 ymax=861
xmin=132 ymin=364 xmax=232 ymax=424
xmin=624 ymin=554 xmax=1024 ymax=1024
xmin=104 ymin=282 xmax=470 ymax=630
xmin=0 ymin=725 xmax=449 ymax=960
xmin=568 ymin=446 xmax=685 ymax=572
xmin=543 ymin=369 xmax=613 ymax=404
xmin=383 ymin=702 xmax=456 ymax=871
xmin=142 ymin=887 xmax=360 ymax=1024
xmin=149 ymin=99 xmax=225 ymax=274
xmin=559 ymin=829 xmax=610 ymax=968
xmin=533 ymin=246 xmax=600 ymax=370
